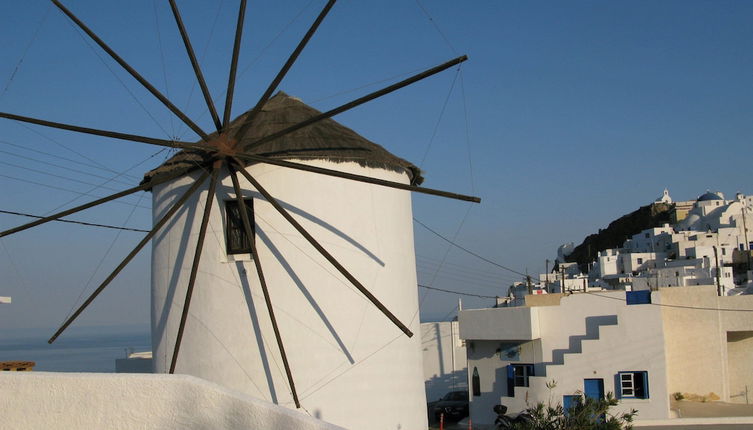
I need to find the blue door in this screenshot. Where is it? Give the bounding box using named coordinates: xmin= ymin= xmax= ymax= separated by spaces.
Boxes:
xmin=584 ymin=378 xmax=604 ymax=400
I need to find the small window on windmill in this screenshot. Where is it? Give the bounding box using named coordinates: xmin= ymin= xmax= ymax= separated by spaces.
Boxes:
xmin=225 ymin=199 xmax=255 ymax=255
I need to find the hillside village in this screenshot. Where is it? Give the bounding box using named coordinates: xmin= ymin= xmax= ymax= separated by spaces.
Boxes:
xmin=423 ymin=189 xmax=753 ymax=426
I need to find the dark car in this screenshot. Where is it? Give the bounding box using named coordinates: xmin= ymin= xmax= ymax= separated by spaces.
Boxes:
xmin=428 ymin=390 xmax=469 ymax=422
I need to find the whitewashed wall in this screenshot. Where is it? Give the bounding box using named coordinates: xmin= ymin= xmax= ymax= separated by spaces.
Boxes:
xmin=461 ymin=291 xmax=670 ymax=425
xmin=0 ymin=373 xmax=344 ymax=430
xmin=150 ymin=160 xmax=425 ymax=430
xmin=422 ymin=321 xmax=468 ymax=401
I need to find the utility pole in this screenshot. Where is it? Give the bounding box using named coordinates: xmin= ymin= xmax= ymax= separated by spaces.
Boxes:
xmin=545 ymin=259 xmax=550 ymax=293
xmin=743 ymin=204 xmax=752 ymax=277
xmin=526 ymin=274 xmax=533 ymax=295
xmin=713 ymin=246 xmax=722 ymax=296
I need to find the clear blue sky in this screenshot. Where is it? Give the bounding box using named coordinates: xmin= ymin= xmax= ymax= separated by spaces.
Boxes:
xmin=1 ymin=0 xmax=751 ymax=330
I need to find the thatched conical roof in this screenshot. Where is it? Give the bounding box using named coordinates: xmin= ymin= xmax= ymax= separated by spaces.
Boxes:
xmin=143 ymin=92 xmax=422 ymax=185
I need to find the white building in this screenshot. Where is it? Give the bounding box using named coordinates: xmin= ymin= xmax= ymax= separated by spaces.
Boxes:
xmin=147 ymin=93 xmax=427 ymax=430
xmin=575 ymin=190 xmax=753 ymax=293
xmin=421 ymin=321 xmax=468 ymax=402
xmin=459 ymin=286 xmax=753 ymax=426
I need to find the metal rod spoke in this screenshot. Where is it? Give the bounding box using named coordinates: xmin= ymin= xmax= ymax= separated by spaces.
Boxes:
xmin=233 ymin=153 xmax=481 ymax=203
xmin=48 ymin=170 xmax=211 ymax=343
xmin=168 ymin=0 xmax=222 ymax=132
xmin=51 ymin=0 xmax=209 ymax=140
xmin=0 ymin=111 xmax=206 ymax=151
xmin=242 ymin=55 xmax=468 ymax=151
xmin=222 ymin=0 xmax=247 ymax=128
xmin=1 ymin=167 xmax=191 ymax=238
xmin=170 ymin=160 xmax=222 ymax=373
xmin=228 ymin=163 xmax=300 ymax=408
xmin=232 ymin=0 xmax=336 ymax=141
xmin=231 ymin=159 xmax=413 ymax=338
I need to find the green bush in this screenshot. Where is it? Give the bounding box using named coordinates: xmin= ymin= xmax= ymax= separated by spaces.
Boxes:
xmin=510 ymin=392 xmax=637 ymax=430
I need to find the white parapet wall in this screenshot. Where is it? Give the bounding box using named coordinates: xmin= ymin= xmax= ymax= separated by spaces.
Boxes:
xmin=1 ymin=372 xmax=344 ymax=430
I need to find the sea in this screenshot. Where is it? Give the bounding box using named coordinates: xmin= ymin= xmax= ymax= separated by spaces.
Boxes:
xmin=0 ymin=324 xmax=151 ymax=372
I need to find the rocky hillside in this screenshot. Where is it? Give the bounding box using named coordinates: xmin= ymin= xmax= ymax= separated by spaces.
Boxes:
xmin=565 ymin=202 xmax=673 ymax=271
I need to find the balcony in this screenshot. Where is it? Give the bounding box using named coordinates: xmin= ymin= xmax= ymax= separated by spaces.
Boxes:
xmin=459 ymin=306 xmax=540 ymax=340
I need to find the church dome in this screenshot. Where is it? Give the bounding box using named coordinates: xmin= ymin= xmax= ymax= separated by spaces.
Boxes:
xmin=697 ymin=191 xmax=724 ymax=202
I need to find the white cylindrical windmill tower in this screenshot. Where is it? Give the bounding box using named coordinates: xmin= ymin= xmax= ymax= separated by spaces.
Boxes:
xmin=146 ymin=92 xmax=427 ymax=430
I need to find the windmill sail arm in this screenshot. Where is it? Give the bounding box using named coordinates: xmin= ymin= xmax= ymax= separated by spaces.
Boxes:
xmin=228 ymin=163 xmax=301 ymax=408
xmin=0 ymin=167 xmax=190 ymax=239
xmin=222 ymin=0 xmax=248 ymax=129
xmin=51 ymin=0 xmax=209 ymax=141
xmin=48 ymin=170 xmax=211 ymax=344
xmin=235 ymin=153 xmax=480 ymax=203
xmin=232 ymin=0 xmax=337 ymax=141
xmin=170 ymin=160 xmax=222 ymax=373
xmin=0 ymin=111 xmax=204 ymax=151
xmin=241 ymin=54 xmax=468 ymax=152
xmin=168 ymin=0 xmax=222 ymax=132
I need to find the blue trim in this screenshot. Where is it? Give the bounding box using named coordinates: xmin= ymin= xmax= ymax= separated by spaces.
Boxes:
xmin=506 ymin=365 xmax=515 ymax=397
xmin=617 ymin=371 xmax=649 ymax=399
xmin=626 ymin=290 xmax=651 ymax=305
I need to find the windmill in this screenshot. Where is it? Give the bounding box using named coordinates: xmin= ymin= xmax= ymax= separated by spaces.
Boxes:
xmin=1 ymin=1 xmax=479 ymax=428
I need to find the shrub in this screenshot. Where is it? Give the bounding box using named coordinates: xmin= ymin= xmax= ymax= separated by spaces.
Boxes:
xmin=510 ymin=392 xmax=637 ymax=430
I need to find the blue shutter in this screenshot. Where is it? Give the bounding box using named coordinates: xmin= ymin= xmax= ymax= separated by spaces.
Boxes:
xmin=626 ymin=290 xmax=651 ymax=305
xmin=506 ymin=365 xmax=515 ymax=397
xmin=642 ymin=371 xmax=649 ymax=399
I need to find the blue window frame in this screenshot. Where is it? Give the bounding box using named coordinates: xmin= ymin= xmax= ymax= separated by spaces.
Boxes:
xmin=618 ymin=371 xmax=649 ymax=399
xmin=506 ymin=364 xmax=534 ymax=397
xmin=562 ymin=395 xmax=580 ymax=416
xmin=626 ymin=290 xmax=651 ymax=305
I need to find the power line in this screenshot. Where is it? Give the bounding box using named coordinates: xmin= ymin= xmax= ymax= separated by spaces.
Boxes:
xmin=0 ymin=160 xmax=129 ymax=191
xmin=0 ymin=148 xmax=133 ymax=186
xmin=416 ymin=266 xmax=513 ymax=291
xmin=419 ymin=284 xmax=498 ymax=299
xmin=0 ymin=209 xmax=149 ymax=233
xmin=417 ymin=255 xmax=523 ymax=283
xmin=418 ymin=66 xmax=460 ymax=168
xmin=0 ymin=140 xmax=140 ymax=181
xmin=0 ymin=174 xmax=150 ymax=209
xmin=0 ymin=3 xmax=52 ymax=101
xmin=414 ymin=217 xmax=529 ymax=278
xmin=414 ymin=0 xmax=457 ymax=55
xmin=585 ymin=291 xmax=753 ymax=313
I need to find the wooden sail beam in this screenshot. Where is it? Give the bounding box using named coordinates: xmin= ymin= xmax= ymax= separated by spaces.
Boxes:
xmin=170 ymin=160 xmax=222 ymax=373
xmin=228 ymin=163 xmax=301 ymax=408
xmin=0 ymin=112 xmax=480 ymax=203
xmin=168 ymin=0 xmax=222 ymax=132
xmin=48 ymin=170 xmax=211 ymax=344
xmin=232 ymin=0 xmax=337 ymax=142
xmin=51 ymin=0 xmax=209 ymax=141
xmin=242 ymin=55 xmax=468 ymax=152
xmin=0 ymin=112 xmax=205 ymax=151
xmin=222 ymin=0 xmax=248 ymax=129
xmin=231 ymin=159 xmax=413 ymax=338
xmin=235 ymin=153 xmax=480 ymax=203
xmin=0 ymin=167 xmax=190 ymax=238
